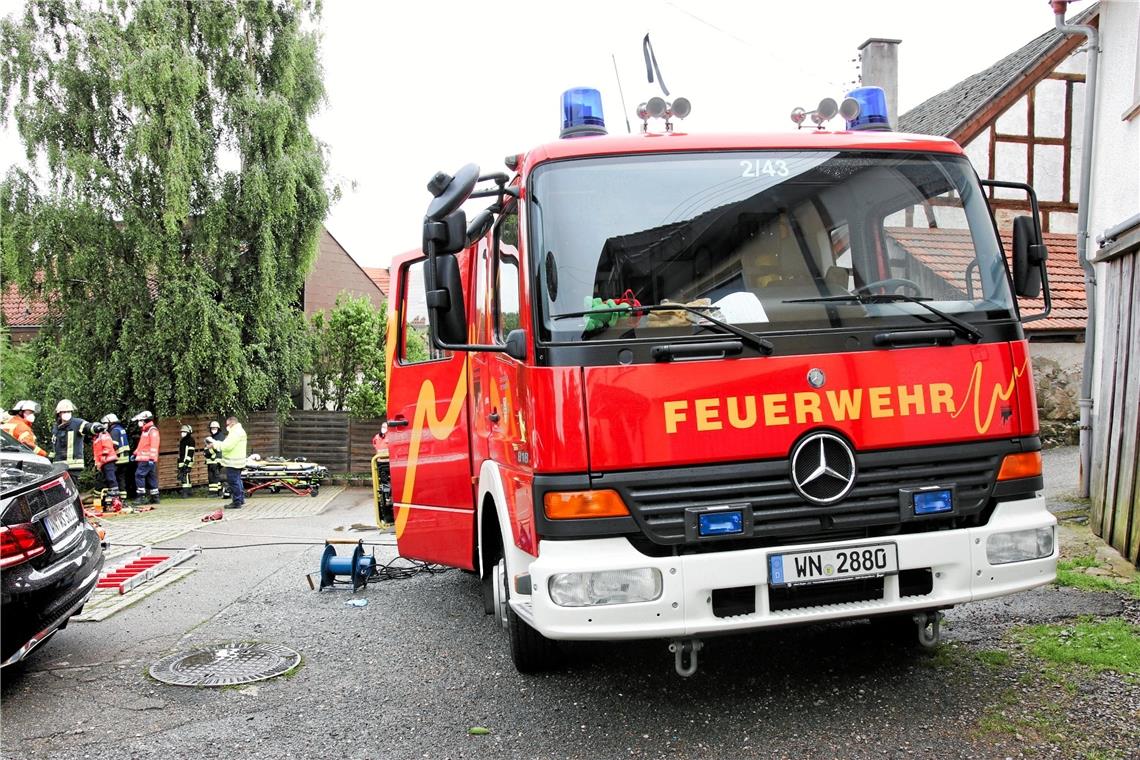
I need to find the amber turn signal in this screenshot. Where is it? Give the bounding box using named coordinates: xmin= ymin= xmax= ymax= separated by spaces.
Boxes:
xmin=997 ymin=451 xmax=1042 ymax=481
xmin=543 ymin=490 xmax=630 ymax=520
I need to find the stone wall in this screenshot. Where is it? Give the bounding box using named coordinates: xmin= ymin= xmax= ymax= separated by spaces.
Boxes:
xmin=1029 ymin=340 xmax=1083 ymax=447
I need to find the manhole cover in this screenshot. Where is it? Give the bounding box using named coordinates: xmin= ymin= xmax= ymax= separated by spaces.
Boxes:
xmin=149 ymin=643 xmax=301 ymax=687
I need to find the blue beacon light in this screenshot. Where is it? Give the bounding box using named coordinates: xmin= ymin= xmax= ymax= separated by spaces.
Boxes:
xmin=844 ymin=86 xmax=891 ymax=131
xmin=560 ymin=87 xmax=608 ymax=139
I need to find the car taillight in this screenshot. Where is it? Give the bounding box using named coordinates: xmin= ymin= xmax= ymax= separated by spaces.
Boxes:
xmin=0 ymin=524 xmax=46 ymax=568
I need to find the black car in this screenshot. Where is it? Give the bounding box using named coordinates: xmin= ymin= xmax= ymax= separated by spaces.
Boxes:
xmin=1 ymin=430 xmax=104 ymax=667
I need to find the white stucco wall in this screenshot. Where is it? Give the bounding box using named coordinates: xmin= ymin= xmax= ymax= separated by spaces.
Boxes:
xmin=1087 ymin=1 xmax=1140 ymax=414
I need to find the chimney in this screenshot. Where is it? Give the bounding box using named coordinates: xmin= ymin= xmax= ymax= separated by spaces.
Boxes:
xmin=858 ymin=38 xmax=902 ymax=126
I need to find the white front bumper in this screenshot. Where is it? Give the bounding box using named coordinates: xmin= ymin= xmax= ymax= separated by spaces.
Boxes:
xmin=516 ymin=496 xmax=1056 ymax=641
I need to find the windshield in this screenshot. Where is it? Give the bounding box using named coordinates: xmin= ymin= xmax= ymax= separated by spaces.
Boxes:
xmin=531 ymin=151 xmax=1015 ymax=343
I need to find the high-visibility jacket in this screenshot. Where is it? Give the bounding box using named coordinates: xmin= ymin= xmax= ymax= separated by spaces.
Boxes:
xmin=178 ymin=434 xmax=196 ymax=469
xmin=215 ymin=423 xmax=247 ymax=469
xmin=110 ymin=423 xmax=131 ymax=464
xmin=1 ymin=416 xmax=48 ymax=458
xmin=134 ymin=422 xmax=160 ymax=462
xmin=93 ymin=431 xmax=118 ymax=467
xmin=53 ymin=417 xmax=97 ymax=470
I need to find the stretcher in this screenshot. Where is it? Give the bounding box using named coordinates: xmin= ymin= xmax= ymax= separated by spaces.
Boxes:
xmin=241 ymin=456 xmax=328 ymax=497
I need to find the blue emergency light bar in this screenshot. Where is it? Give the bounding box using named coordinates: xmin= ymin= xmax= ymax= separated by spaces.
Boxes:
xmin=845 ymin=86 xmax=891 ymax=131
xmin=560 ymin=87 xmax=607 ymax=139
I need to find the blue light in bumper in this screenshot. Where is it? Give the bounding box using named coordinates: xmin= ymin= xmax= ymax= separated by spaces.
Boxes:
xmin=698 ymin=510 xmax=743 ymax=536
xmin=914 ymin=489 xmax=953 ymax=515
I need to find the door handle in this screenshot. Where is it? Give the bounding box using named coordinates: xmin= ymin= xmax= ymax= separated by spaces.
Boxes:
xmin=387 ymin=418 xmax=409 ymax=428
xmin=488 ymin=410 xmax=500 ymax=424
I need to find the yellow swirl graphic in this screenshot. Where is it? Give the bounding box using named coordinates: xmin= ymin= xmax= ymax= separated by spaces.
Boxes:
xmin=395 ymin=364 xmax=468 ymax=538
xmin=951 ymin=358 xmax=1030 ymax=434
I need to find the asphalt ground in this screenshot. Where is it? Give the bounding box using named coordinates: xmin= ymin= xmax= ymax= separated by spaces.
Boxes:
xmin=1 ymin=447 xmax=1137 ymax=760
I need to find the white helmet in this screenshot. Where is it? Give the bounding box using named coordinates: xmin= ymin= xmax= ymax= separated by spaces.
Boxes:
xmin=132 ymin=410 xmax=154 ymax=422
xmin=100 ymin=413 xmax=120 ymax=425
xmin=13 ymin=400 xmax=41 ymax=414
xmin=209 ymin=420 xmax=221 ymax=430
xmin=180 ymin=424 xmax=192 ymax=435
xmin=55 ymin=399 xmax=76 ymax=414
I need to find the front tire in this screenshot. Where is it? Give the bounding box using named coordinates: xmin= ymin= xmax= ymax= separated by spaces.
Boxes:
xmin=496 ymin=558 xmax=560 ymax=673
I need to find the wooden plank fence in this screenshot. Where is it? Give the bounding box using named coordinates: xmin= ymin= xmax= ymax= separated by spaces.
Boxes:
xmin=1090 ymin=248 xmax=1140 ymax=566
xmin=144 ymin=410 xmax=382 ymax=491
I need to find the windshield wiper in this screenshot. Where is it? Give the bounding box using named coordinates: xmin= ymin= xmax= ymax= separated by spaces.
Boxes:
xmin=551 ymin=304 xmax=774 ymax=355
xmin=783 ymin=293 xmax=983 ymax=342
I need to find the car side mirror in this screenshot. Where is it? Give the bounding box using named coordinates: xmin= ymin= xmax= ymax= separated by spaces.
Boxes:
xmin=423 ymin=210 xmax=468 ymax=256
xmin=1012 ymin=215 xmax=1046 ymax=298
xmin=425 ymin=252 xmax=467 ymax=346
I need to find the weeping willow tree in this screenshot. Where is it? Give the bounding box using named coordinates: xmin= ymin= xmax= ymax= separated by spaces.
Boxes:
xmin=0 ymin=0 xmax=329 ymax=416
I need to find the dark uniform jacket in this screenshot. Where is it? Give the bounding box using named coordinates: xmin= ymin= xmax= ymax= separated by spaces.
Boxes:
xmin=52 ymin=417 xmax=97 ymax=470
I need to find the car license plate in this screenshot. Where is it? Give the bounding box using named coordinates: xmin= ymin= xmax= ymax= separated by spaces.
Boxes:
xmin=42 ymin=501 xmax=79 ymax=544
xmin=768 ymin=543 xmax=898 ymax=587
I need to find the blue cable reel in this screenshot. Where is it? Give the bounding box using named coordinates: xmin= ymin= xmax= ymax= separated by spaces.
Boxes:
xmin=319 ymin=541 xmax=376 ymax=593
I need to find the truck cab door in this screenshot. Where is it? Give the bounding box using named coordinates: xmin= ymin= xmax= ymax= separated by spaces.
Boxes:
xmin=387 ymin=254 xmax=476 ymax=569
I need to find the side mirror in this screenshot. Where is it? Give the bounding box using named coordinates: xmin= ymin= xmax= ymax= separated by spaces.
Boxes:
xmin=426 ymin=164 xmax=480 ymax=222
xmin=426 ymin=252 xmax=467 ymax=346
xmin=423 ymin=210 xmax=468 ymax=256
xmin=504 ymin=329 xmax=527 ymax=361
xmin=1012 ymin=215 xmax=1047 ymax=298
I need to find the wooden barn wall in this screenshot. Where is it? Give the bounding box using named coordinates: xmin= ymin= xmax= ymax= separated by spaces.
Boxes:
xmin=1090 ymin=252 xmax=1140 ymax=565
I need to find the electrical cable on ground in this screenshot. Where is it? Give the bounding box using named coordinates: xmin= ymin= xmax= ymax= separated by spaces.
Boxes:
xmin=103 ymin=540 xmax=451 ymax=581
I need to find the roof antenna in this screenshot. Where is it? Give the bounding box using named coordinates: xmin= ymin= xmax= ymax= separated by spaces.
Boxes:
xmin=611 ymin=53 xmax=632 ymax=134
xmin=642 ymin=34 xmax=670 ymax=96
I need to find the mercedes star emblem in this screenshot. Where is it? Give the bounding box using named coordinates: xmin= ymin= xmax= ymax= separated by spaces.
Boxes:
xmin=807 ymin=368 xmax=826 ymax=388
xmin=790 ymin=432 xmax=857 ymax=504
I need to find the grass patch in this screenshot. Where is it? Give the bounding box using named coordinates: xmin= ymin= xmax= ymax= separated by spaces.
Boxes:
xmin=973 ymin=689 xmax=1069 ymax=744
xmin=1015 ymin=617 xmax=1140 ymax=676
xmin=1054 ymin=558 xmax=1140 ymax=599
xmin=975 ymin=649 xmax=1011 ymax=668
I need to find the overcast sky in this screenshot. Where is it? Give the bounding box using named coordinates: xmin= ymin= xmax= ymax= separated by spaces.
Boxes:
xmin=1 ymin=0 xmax=1087 ymax=268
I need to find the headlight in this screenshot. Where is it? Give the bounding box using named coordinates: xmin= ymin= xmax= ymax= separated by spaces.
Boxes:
xmin=548 ymin=568 xmax=663 ymax=607
xmin=986 ymin=527 xmax=1054 ymax=565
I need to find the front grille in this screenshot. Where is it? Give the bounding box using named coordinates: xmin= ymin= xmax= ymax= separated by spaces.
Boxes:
xmin=597 ymin=440 xmax=1019 ymax=547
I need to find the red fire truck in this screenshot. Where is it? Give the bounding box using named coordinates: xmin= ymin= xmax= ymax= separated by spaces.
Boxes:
xmin=386 ymin=87 xmax=1057 ymax=675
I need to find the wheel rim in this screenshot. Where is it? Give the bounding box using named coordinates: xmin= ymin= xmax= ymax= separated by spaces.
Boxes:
xmin=492 ymin=558 xmax=508 ymax=629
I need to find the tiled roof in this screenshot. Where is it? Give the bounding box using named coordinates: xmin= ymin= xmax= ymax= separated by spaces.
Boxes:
xmin=897 ymin=4 xmax=1098 ymax=138
xmin=364 ymin=267 xmax=390 ymax=298
xmin=1 ymin=282 xmax=50 ymax=328
xmin=886 ymin=227 xmax=1085 ymax=333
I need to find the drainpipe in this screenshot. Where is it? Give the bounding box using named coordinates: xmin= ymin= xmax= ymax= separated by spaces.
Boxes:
xmin=1053 ymin=3 xmax=1098 ymax=498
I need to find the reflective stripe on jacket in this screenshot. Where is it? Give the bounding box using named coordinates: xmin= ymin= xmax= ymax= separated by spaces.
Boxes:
xmin=215 ymin=423 xmax=247 ymax=469
xmin=178 ymin=435 xmax=196 ymax=468
xmin=111 ymin=423 xmax=131 ymax=464
xmin=93 ymin=432 xmax=118 ymax=467
xmin=135 ymin=423 xmax=160 ymax=462
xmin=1 ymin=416 xmax=48 ymax=458
xmin=53 ymin=417 xmax=95 ymax=469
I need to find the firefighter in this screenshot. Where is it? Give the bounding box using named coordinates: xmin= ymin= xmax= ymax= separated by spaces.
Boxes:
xmin=1 ymin=400 xmax=48 ymax=457
xmin=132 ymin=410 xmax=161 ymax=505
xmin=203 ymin=420 xmax=225 ymax=498
xmin=51 ymin=399 xmax=105 ymax=473
xmin=178 ymin=424 xmax=196 ymax=497
xmin=102 ymin=414 xmax=131 ymax=499
xmin=92 ymin=424 xmax=122 ymax=511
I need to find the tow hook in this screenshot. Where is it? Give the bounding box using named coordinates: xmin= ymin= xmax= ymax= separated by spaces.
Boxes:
xmin=668 ymin=638 xmax=703 ymax=677
xmin=914 ymin=611 xmax=943 ymax=648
